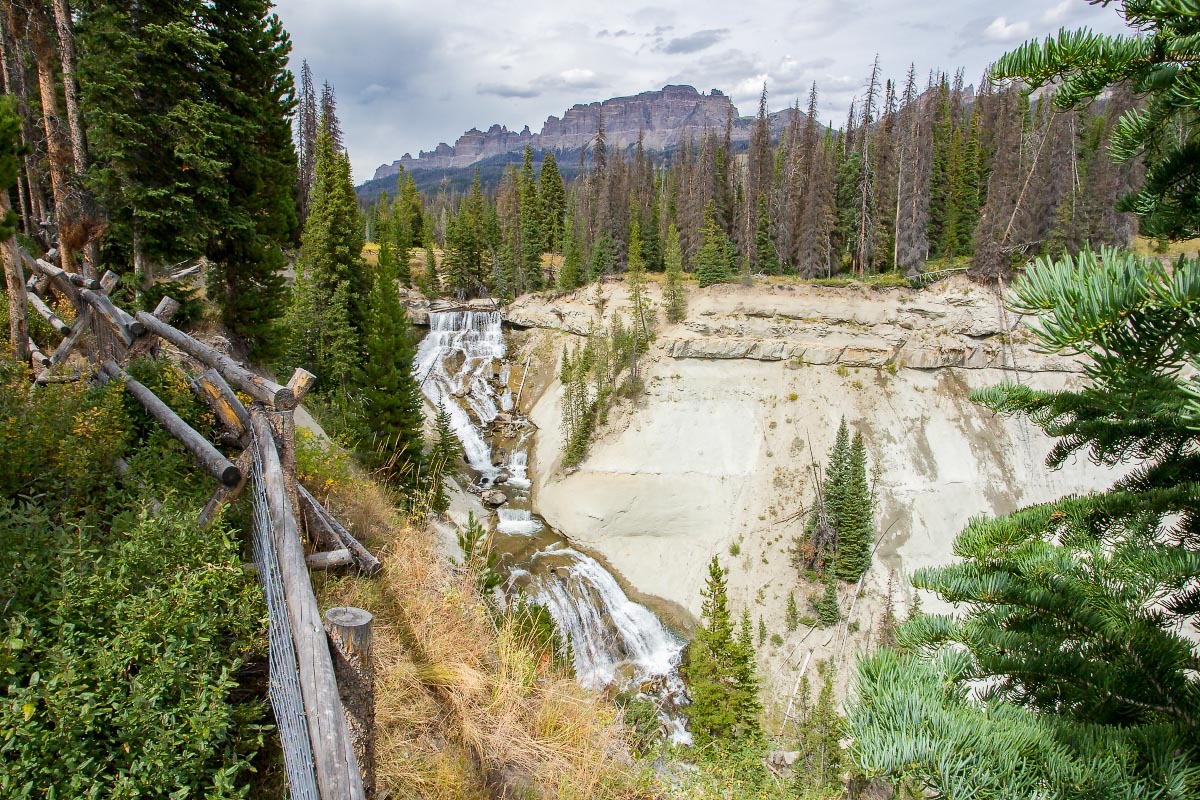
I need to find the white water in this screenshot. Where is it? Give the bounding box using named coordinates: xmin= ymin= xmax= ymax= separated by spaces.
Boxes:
xmin=414 ymin=311 xmax=506 ymax=476
xmin=521 ymin=544 xmax=686 ymax=691
xmin=497 ymin=508 xmax=543 ymax=536
xmin=417 ymin=311 xmax=690 ymax=742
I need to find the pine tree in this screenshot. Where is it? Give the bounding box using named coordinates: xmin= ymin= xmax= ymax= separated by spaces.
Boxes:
xmin=558 ymin=206 xmax=584 ymax=291
xmin=625 ymin=215 xmax=650 ymax=346
xmin=358 ymin=243 xmax=425 ymax=492
xmin=200 ymin=0 xmax=297 ymax=358
xmin=420 ymin=247 xmax=439 ymax=298
xmin=684 ymin=556 xmax=762 ymax=747
xmin=757 ymin=616 xmax=767 ymax=647
xmin=696 ymin=202 xmax=732 ymax=287
xmin=589 ymin=231 xmax=614 ymax=282
xmin=428 ymin=402 xmax=462 ymax=515
xmin=663 ymin=223 xmax=687 ymax=323
xmin=301 ymin=121 xmax=367 ymax=327
xmin=799 ymin=660 xmax=844 ymax=792
xmin=0 ymin=96 xmax=28 ymax=360
xmin=786 ymin=592 xmax=799 ymax=632
xmin=834 ymin=430 xmax=873 ymax=581
xmin=753 ymin=193 xmax=778 ymax=275
xmin=538 ymin=150 xmax=566 ymax=251
xmin=814 ymin=573 xmax=839 ymax=627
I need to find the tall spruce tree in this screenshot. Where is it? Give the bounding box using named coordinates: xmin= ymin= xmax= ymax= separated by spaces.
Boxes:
xmin=663 ymin=223 xmax=687 ymax=323
xmin=696 ymin=202 xmax=733 ymax=287
xmin=359 ymin=237 xmax=425 ymax=492
xmin=201 ymin=0 xmax=297 ymax=358
xmin=834 ymin=430 xmax=873 ymax=581
xmin=684 ymin=556 xmax=762 ymax=747
xmin=538 ymin=150 xmax=566 ymax=251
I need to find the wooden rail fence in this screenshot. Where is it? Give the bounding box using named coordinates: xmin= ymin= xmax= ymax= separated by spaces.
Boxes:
xmin=12 ymin=247 xmax=377 ymax=800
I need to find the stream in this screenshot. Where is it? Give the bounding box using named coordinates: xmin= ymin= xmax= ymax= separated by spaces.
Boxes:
xmin=414 ymin=310 xmax=690 ymax=741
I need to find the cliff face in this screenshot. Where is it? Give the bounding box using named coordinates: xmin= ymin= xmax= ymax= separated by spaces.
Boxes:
xmin=475 ymin=277 xmax=1118 ymax=694
xmin=373 ymin=85 xmax=749 ymax=180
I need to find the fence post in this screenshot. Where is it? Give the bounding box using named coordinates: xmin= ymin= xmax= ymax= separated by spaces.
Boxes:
xmin=325 ymin=606 xmax=376 ymax=800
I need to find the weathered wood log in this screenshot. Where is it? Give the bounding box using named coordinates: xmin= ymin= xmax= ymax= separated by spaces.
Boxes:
xmin=46 ymin=307 xmax=90 ymax=368
xmin=288 ymin=368 xmax=317 ymax=404
xmin=99 ymin=270 xmax=119 ymax=294
xmin=27 ymin=337 xmax=50 ymax=367
xmin=81 ymin=289 xmax=134 ymax=346
xmin=32 ymin=258 xmax=94 ymax=304
xmin=193 ymin=369 xmax=251 ymax=439
xmin=250 ymin=410 xmax=365 ymax=800
xmin=299 ymin=484 xmax=383 ymax=577
xmin=325 ymin=607 xmax=376 ymax=800
xmin=101 ymin=359 xmax=241 ymax=486
xmin=197 ymin=449 xmax=254 ymax=528
xmin=306 ymin=549 xmax=354 ymax=570
xmin=136 ymin=311 xmax=295 ymax=409
xmin=82 ymin=287 xmax=143 ymax=337
xmin=27 ymin=290 xmax=71 ymax=335
xmin=124 ymin=296 xmax=180 ymax=361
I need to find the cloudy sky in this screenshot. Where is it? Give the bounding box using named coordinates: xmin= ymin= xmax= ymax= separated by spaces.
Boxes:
xmin=272 ymin=0 xmax=1132 ymax=183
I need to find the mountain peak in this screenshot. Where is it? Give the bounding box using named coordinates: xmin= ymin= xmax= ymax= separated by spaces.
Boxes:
xmin=371 ymin=85 xmax=741 ymax=181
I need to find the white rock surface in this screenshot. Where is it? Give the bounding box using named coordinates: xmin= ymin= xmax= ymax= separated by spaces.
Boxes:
xmin=501 ymin=277 xmax=1118 ymax=696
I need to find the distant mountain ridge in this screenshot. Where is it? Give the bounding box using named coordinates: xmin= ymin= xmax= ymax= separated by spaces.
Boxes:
xmin=372 ymin=85 xmax=757 ymax=181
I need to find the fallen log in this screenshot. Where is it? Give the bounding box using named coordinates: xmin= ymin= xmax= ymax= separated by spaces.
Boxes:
xmin=101 ymin=359 xmax=241 ymax=486
xmin=306 ymin=549 xmax=354 ymax=570
xmin=135 ymin=311 xmax=294 ymax=410
xmin=27 ymin=290 xmax=71 ymax=335
xmin=250 ymin=410 xmax=365 ymax=800
xmin=99 ymin=270 xmax=120 ymax=294
xmin=299 ymin=484 xmax=382 ymax=577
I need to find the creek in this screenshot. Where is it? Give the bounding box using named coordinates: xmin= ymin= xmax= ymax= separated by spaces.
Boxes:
xmin=414 ymin=310 xmax=690 ymax=741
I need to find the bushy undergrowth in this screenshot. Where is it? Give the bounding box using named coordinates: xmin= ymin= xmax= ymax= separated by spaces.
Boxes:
xmin=0 ymin=356 xmax=269 ymax=797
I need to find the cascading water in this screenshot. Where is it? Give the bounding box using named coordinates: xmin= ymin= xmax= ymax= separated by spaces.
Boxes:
xmin=416 ymin=311 xmax=690 ymax=742
xmin=414 ymin=311 xmax=506 ymax=476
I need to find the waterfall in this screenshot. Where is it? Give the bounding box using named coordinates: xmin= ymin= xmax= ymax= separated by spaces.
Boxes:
xmin=415 ymin=311 xmax=691 ymax=743
xmin=414 ymin=311 xmax=506 ymax=475
xmin=520 ymin=545 xmax=685 ymax=691
xmin=497 ymin=508 xmax=542 ymax=535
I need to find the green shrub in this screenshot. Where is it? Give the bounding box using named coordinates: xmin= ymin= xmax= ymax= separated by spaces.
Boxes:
xmin=614 ymin=693 xmax=662 ymax=756
xmin=0 ymin=354 xmax=269 ymax=796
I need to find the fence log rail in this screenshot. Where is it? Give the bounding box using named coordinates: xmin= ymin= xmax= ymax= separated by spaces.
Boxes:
xmin=11 ymin=246 xmax=373 ymax=799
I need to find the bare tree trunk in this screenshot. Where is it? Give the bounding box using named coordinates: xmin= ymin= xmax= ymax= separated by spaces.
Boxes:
xmin=23 ymin=1 xmax=78 ymax=274
xmin=50 ymin=0 xmax=97 ymax=278
xmin=0 ymin=9 xmax=39 ymax=237
xmin=1 ymin=191 xmax=31 ymax=363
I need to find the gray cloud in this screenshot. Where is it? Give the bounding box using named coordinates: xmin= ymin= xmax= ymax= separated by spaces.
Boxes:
xmin=659 ymin=28 xmax=729 ymax=55
xmin=273 ymin=0 xmax=1133 ymax=182
xmin=478 ymin=82 xmax=543 ymax=99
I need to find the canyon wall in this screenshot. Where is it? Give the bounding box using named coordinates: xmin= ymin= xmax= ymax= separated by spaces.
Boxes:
xmin=491 ymin=277 xmax=1116 ymax=692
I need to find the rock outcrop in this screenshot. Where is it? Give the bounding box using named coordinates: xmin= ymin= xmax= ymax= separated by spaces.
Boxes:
xmin=373 ymin=85 xmax=777 ymax=180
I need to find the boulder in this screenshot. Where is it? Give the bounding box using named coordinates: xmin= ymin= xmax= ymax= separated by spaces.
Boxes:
xmin=482 ymin=490 xmax=508 ymax=507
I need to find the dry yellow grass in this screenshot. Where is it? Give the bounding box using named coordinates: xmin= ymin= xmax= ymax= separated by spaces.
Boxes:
xmin=310 ymin=476 xmax=652 ymax=799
